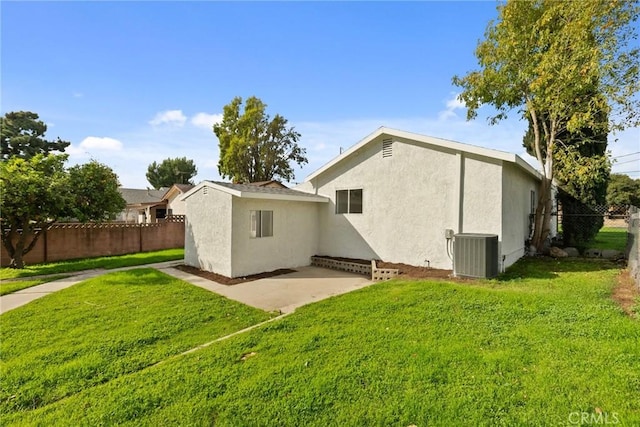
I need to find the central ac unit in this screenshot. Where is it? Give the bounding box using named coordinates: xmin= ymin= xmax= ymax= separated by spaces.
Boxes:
xmin=453 ymin=233 xmax=499 ymax=278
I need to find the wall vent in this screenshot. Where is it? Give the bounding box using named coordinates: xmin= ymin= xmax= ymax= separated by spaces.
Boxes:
xmin=453 ymin=233 xmax=499 ymax=278
xmin=382 ymin=138 xmax=393 ymax=158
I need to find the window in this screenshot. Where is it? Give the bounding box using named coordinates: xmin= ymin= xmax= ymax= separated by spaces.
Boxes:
xmin=250 ymin=210 xmax=273 ymax=238
xmin=335 ymin=189 xmax=363 ymax=214
xmin=530 ymin=190 xmax=536 ymax=215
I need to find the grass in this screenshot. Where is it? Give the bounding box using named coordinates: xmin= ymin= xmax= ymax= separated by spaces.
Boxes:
xmin=0 ymin=248 xmax=184 ymax=280
xmin=0 ymin=276 xmax=68 ymax=296
xmin=0 ymin=268 xmax=272 ymax=418
xmin=3 ymin=257 xmax=638 ymax=426
xmin=587 ymin=226 xmax=628 ymax=252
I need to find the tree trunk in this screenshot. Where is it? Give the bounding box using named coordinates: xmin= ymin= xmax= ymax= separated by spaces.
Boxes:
xmin=531 ymin=176 xmax=553 ymax=252
xmin=2 ymin=224 xmax=44 ymax=269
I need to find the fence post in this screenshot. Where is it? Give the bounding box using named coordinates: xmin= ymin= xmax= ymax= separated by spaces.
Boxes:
xmin=43 ymin=227 xmax=48 ymax=263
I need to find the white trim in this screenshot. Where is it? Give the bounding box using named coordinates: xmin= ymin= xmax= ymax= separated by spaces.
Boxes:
xmin=304 ymin=127 xmax=542 ymax=182
xmin=180 ymin=181 xmax=329 ymax=203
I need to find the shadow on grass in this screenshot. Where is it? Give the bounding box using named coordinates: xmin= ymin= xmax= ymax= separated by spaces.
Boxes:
xmin=497 ymin=256 xmax=622 ymax=281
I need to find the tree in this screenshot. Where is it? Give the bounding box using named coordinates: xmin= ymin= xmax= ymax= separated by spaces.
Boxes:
xmin=607 ymin=173 xmax=640 ymax=207
xmin=0 ymin=155 xmax=126 ymax=269
xmin=1 ymin=111 xmax=70 ymax=160
xmin=524 ymin=101 xmax=611 ymax=247
xmin=146 ymin=157 xmax=197 ymax=189
xmin=68 ymin=160 xmax=127 ymax=222
xmin=213 ymin=96 xmax=308 ymax=183
xmin=453 ymin=0 xmax=639 ymax=252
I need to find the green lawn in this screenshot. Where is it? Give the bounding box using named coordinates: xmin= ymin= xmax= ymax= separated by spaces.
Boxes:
xmin=2 ymin=258 xmax=638 ymax=426
xmin=588 ymin=226 xmax=628 ymax=252
xmin=0 ymin=248 xmax=184 ymax=280
xmin=0 ymin=268 xmax=272 ymax=419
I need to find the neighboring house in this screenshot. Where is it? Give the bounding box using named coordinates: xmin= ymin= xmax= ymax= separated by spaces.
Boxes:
xmin=183 ymin=127 xmax=552 ymax=278
xmin=247 ymin=180 xmax=289 ymax=189
xmin=162 ymin=184 xmax=195 ymax=217
xmin=116 ymin=188 xmax=168 ymax=223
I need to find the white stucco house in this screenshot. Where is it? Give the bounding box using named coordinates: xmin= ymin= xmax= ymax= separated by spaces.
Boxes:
xmin=182 ymin=127 xmax=549 ymax=278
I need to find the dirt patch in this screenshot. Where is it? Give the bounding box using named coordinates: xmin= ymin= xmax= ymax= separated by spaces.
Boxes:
xmin=314 ymin=255 xmax=458 ymax=281
xmin=612 ymin=270 xmax=639 ymax=318
xmin=377 ymin=261 xmax=455 ymax=280
xmin=176 ymin=265 xmax=296 ymax=286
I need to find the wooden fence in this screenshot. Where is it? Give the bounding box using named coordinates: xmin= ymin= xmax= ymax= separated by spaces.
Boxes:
xmin=1 ymin=220 xmax=185 ymax=267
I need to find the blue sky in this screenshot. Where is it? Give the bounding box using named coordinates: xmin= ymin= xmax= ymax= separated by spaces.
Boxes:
xmin=2 ymin=1 xmax=638 ymax=188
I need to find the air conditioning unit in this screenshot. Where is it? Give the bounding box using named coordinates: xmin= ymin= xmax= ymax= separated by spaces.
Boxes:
xmin=453 ymin=233 xmax=499 ymax=278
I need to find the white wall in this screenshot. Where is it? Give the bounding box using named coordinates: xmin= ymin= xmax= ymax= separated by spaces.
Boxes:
xmin=184 ymin=188 xmax=233 ymax=277
xmin=298 ymin=135 xmax=542 ymax=271
xmin=230 ymin=198 xmax=320 ymax=277
xmin=168 ymin=196 xmax=187 ymax=216
xmin=461 ymin=154 xmax=503 ymax=235
xmin=299 ymin=135 xmax=462 ymax=269
xmin=501 ymin=162 xmax=539 ymax=269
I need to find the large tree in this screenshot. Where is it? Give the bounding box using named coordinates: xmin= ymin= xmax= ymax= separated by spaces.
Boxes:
xmin=213 ymin=96 xmax=308 ymax=183
xmin=146 ymin=157 xmax=197 ymax=189
xmin=0 ymin=155 xmax=126 ymax=268
xmin=607 ymin=173 xmax=640 ymax=207
xmin=1 ymin=111 xmax=70 ymax=160
xmin=453 ymin=0 xmax=639 ymax=252
xmin=524 ymin=100 xmax=611 ymax=247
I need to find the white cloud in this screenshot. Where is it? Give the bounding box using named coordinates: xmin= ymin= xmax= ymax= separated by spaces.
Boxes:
xmin=149 ymin=110 xmax=187 ymax=127
xmin=438 ymin=93 xmax=466 ymax=121
xmin=191 ymin=112 xmax=223 ymax=129
xmin=79 ymin=136 xmax=123 ymax=151
xmin=72 ymin=92 xmax=84 ymax=98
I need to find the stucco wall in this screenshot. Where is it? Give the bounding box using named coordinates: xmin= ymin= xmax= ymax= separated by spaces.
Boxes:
xmin=461 ymin=154 xmax=503 ymax=236
xmin=501 ymin=162 xmax=539 ymax=268
xmin=184 ymin=188 xmax=233 ymax=277
xmin=230 ymin=198 xmax=320 ymax=277
xmin=300 ymin=135 xmax=461 ymax=269
xmin=168 ymin=198 xmax=187 ymax=216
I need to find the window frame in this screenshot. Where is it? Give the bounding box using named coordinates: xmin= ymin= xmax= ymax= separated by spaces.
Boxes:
xmin=335 ymin=188 xmax=363 ymax=214
xmin=250 ymin=210 xmax=273 ymax=238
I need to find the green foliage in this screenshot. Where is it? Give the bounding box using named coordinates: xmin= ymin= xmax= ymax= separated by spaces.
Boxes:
xmin=0 ymin=248 xmax=184 ymax=280
xmin=607 ymin=173 xmax=640 ymax=207
xmin=453 ymin=0 xmax=640 ymax=251
xmin=3 ymin=259 xmax=638 ymax=425
xmin=1 ymin=111 xmax=70 ymax=160
xmin=146 ymin=157 xmax=197 ymax=189
xmin=68 ymin=160 xmax=126 ymax=222
xmin=0 ymin=268 xmax=272 ymax=415
xmin=214 ymin=96 xmax=308 ymax=183
xmin=0 ymin=155 xmax=125 ymax=268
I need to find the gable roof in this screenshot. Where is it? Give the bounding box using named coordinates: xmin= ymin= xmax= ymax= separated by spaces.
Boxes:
xmin=162 ymin=183 xmax=195 ymax=201
xmin=304 ymin=127 xmax=541 ymax=182
xmin=181 ymin=181 xmax=328 ymax=203
xmin=246 ymin=180 xmax=289 ymax=189
xmin=118 ymin=188 xmax=167 ymax=206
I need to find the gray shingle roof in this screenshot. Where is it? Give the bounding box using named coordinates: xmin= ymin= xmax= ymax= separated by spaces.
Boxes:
xmin=209 ymin=181 xmax=315 ymax=198
xmin=118 ymin=188 xmax=166 ymax=205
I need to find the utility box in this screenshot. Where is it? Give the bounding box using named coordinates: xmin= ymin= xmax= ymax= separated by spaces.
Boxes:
xmin=453 ymin=233 xmax=499 ymax=278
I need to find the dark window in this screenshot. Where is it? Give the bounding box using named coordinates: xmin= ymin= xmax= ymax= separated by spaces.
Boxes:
xmin=336 ymin=189 xmax=363 ymax=214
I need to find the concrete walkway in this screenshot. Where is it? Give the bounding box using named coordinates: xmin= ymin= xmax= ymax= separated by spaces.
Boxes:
xmin=1 ymin=262 xmax=373 ymax=315
xmin=160 ymin=266 xmax=374 ymax=313
xmin=0 ymin=261 xmax=182 ymax=314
